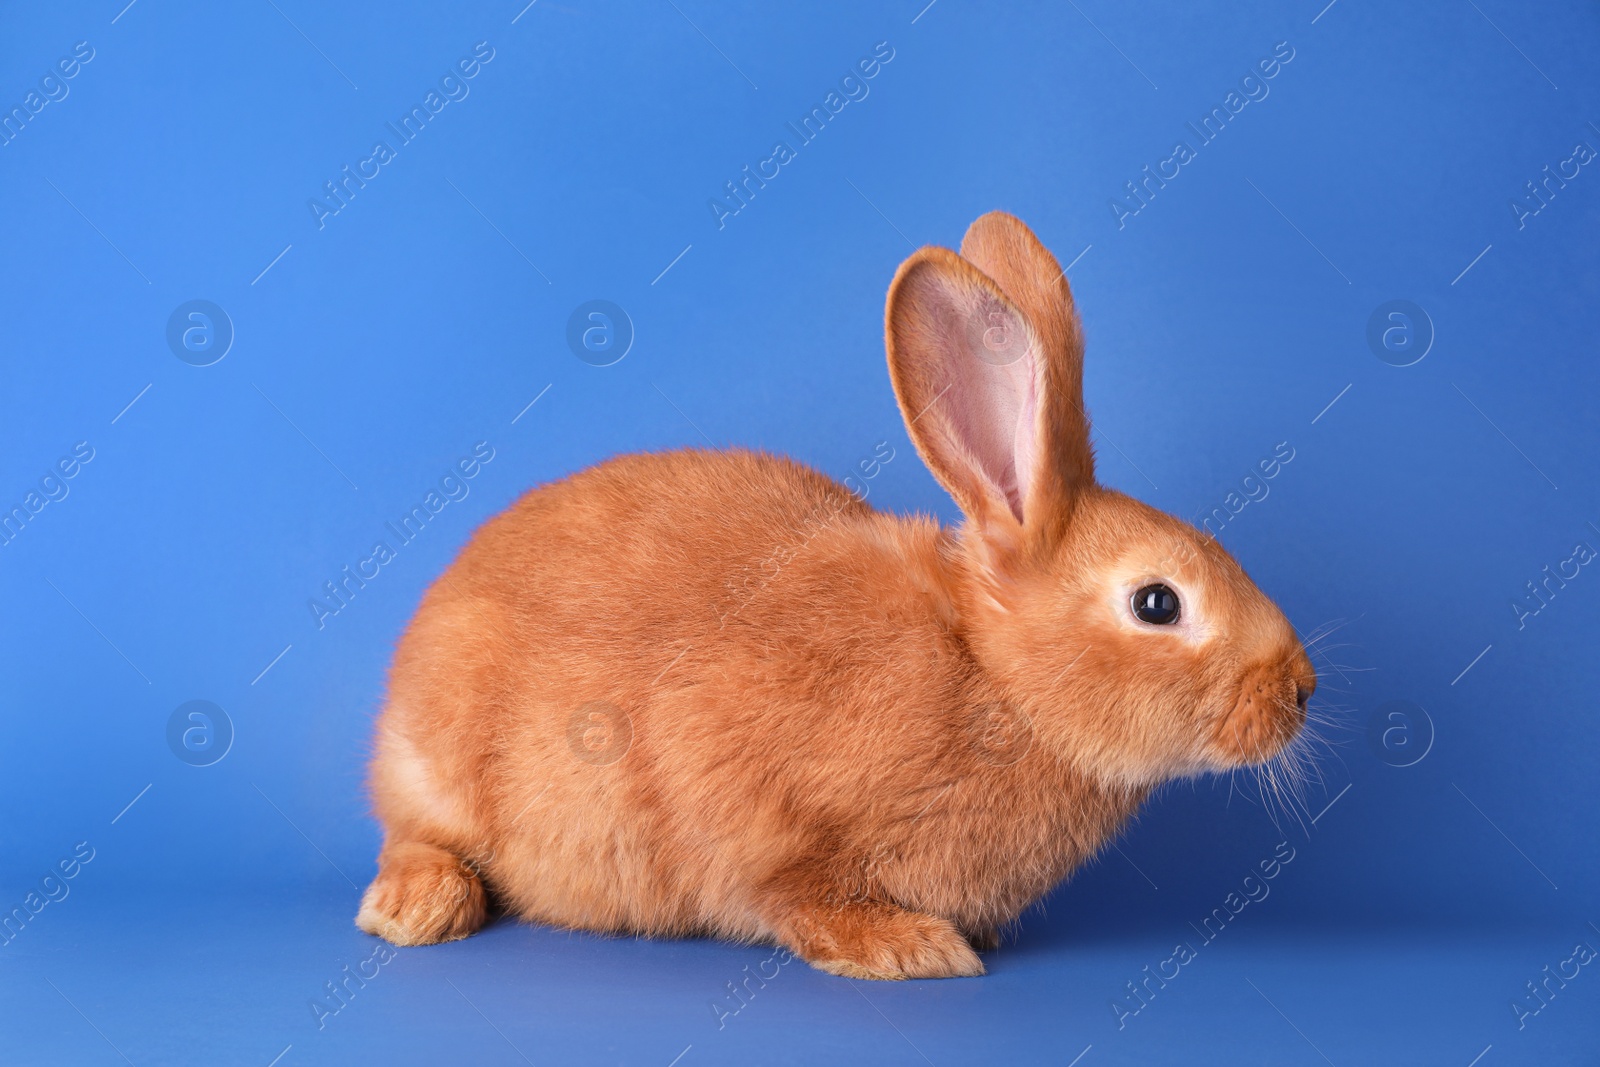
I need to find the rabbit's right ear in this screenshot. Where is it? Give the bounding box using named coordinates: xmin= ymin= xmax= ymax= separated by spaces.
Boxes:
xmin=885 ymin=238 xmax=1092 ymax=549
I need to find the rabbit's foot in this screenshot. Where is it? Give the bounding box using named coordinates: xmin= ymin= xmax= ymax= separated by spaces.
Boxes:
xmin=781 ymin=900 xmax=985 ymax=980
xmin=356 ymin=841 xmax=487 ymax=946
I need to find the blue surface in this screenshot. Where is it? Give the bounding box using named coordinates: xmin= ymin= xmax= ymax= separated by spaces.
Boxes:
xmin=1 ymin=1 xmax=1597 ymax=1064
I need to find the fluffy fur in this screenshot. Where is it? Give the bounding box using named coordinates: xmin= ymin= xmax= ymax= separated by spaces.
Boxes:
xmin=357 ymin=212 xmax=1316 ymax=979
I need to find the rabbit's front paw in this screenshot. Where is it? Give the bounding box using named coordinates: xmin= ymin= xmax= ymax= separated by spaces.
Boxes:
xmin=356 ymin=841 xmax=487 ymax=947
xmin=783 ymin=901 xmax=985 ymax=980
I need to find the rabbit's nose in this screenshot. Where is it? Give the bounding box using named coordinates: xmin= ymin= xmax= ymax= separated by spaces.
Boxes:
xmin=1295 ymin=685 xmax=1312 ymax=712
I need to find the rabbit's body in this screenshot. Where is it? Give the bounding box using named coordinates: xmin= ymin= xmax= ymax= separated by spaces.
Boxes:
xmin=365 ymin=448 xmax=1142 ymax=969
xmin=359 ymin=214 xmax=1315 ymax=978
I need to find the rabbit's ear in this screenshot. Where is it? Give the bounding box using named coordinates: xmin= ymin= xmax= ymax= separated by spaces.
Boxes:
xmin=885 ymin=223 xmax=1091 ymax=541
xmin=958 ymin=212 xmax=1093 ymax=523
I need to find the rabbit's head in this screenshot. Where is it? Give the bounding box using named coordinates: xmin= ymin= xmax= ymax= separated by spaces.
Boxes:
xmin=885 ymin=213 xmax=1314 ymax=789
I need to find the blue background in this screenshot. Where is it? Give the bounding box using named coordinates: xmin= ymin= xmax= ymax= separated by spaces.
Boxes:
xmin=2 ymin=1 xmax=1597 ymax=1064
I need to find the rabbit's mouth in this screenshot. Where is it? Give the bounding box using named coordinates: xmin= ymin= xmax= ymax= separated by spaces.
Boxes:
xmin=1209 ymin=663 xmax=1311 ymax=766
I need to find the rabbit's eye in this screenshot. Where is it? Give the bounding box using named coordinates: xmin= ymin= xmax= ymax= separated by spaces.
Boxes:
xmin=1131 ymin=584 xmax=1180 ymax=625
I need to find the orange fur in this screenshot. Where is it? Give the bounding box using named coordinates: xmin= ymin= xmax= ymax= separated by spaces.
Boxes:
xmin=358 ymin=212 xmax=1315 ymax=978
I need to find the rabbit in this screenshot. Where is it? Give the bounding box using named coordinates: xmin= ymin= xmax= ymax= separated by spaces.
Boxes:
xmin=356 ymin=211 xmax=1316 ymax=979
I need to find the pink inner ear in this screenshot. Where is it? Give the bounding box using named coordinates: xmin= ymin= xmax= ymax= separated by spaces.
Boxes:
xmin=1010 ymin=362 xmax=1039 ymax=519
xmin=935 ymin=285 xmax=1039 ymax=524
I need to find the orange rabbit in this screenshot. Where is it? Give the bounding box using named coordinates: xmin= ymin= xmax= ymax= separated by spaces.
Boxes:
xmin=357 ymin=212 xmax=1316 ymax=979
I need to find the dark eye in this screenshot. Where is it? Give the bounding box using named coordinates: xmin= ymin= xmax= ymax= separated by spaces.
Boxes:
xmin=1131 ymin=584 xmax=1180 ymax=625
